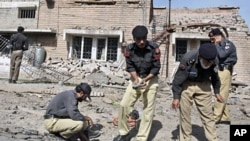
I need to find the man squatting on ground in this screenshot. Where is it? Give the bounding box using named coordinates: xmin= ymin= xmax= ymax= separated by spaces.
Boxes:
xmin=209 ymin=28 xmax=238 ymax=124
xmin=44 ymin=82 xmax=100 ymax=141
xmin=171 ymin=43 xmax=224 ymax=141
xmin=113 ymin=25 xmax=161 ymax=141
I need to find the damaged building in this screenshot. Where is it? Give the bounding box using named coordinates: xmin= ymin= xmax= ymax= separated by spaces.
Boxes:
xmin=0 ymin=0 xmax=250 ymax=83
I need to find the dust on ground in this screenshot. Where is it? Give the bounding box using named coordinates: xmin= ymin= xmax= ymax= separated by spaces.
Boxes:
xmin=0 ymin=78 xmax=249 ymax=141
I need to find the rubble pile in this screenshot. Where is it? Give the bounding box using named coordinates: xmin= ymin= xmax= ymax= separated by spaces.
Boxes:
xmin=33 ymin=58 xmax=130 ymax=86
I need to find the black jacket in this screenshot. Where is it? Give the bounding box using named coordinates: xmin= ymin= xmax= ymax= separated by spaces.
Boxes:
xmin=216 ymin=39 xmax=237 ymax=66
xmin=9 ymin=33 xmax=29 ymax=51
xmin=124 ymin=41 xmax=161 ymax=77
xmin=172 ymin=50 xmax=221 ymax=99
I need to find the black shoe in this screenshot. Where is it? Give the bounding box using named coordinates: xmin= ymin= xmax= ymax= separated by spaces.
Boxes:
xmin=113 ymin=134 xmax=129 ymax=141
xmin=88 ymin=129 xmax=101 ymax=139
xmin=216 ymin=120 xmax=231 ymax=125
xmin=12 ymin=80 xmax=16 ymax=84
xmin=8 ymin=79 xmax=12 ymax=83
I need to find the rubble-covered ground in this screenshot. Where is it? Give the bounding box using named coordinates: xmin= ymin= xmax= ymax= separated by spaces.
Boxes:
xmin=0 ymin=76 xmax=250 ymax=141
xmin=0 ymin=57 xmax=250 ymax=141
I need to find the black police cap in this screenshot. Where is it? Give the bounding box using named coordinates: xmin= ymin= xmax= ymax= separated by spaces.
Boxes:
xmin=132 ymin=25 xmax=148 ymax=38
xmin=209 ymin=28 xmax=223 ymax=37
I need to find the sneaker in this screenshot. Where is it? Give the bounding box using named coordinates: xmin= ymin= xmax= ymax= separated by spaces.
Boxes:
xmin=113 ymin=134 xmax=129 ymax=141
xmin=88 ymin=129 xmax=101 ymax=139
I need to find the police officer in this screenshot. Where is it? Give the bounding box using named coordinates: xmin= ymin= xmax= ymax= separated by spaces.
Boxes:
xmin=209 ymin=28 xmax=238 ymax=124
xmin=171 ymin=43 xmax=224 ymax=141
xmin=8 ymin=26 xmax=29 ymax=83
xmin=44 ymin=82 xmax=100 ymax=141
xmin=113 ymin=25 xmax=161 ymax=141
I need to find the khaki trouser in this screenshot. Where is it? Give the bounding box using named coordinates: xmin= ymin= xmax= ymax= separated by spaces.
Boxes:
xmin=213 ymin=69 xmax=231 ymax=122
xmin=179 ymin=81 xmax=218 ymax=141
xmin=118 ymin=76 xmax=158 ymax=141
xmin=44 ymin=118 xmax=88 ymax=139
xmin=9 ymin=50 xmax=23 ymax=81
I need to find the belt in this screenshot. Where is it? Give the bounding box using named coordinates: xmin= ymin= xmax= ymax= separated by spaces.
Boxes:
xmin=44 ymin=114 xmax=63 ymax=119
xmin=219 ymin=64 xmax=232 ymax=71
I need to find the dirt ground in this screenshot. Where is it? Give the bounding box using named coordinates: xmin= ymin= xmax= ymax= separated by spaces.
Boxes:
xmin=0 ymin=76 xmax=250 ymax=141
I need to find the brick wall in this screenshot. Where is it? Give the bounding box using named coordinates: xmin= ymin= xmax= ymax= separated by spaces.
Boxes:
xmin=154 ymin=7 xmax=250 ymax=83
xmin=37 ymin=0 xmax=153 ymax=59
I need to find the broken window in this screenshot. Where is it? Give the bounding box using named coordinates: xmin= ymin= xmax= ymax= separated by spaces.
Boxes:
xmin=175 ymin=39 xmax=187 ymax=61
xmin=18 ymin=8 xmax=36 ymax=18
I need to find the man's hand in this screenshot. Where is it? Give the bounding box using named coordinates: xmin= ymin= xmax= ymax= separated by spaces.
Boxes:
xmin=215 ymin=94 xmax=224 ymax=103
xmin=126 ymin=115 xmax=137 ymax=127
xmin=172 ymin=99 xmax=180 ymax=110
xmin=84 ymin=116 xmax=94 ymax=128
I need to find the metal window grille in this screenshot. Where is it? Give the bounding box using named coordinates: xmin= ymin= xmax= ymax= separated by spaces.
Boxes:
xmin=107 ymin=37 xmax=118 ymax=61
xmin=82 ymin=37 xmax=92 ymax=59
xmin=19 ymin=8 xmax=36 ymax=18
xmin=72 ymin=36 xmax=82 ymax=59
xmin=97 ymin=38 xmax=106 ymax=60
xmin=175 ymin=39 xmax=187 ymax=61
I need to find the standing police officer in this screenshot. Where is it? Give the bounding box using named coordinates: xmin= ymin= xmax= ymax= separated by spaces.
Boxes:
xmin=113 ymin=25 xmax=161 ymax=141
xmin=9 ymin=26 xmax=29 ymax=83
xmin=171 ymin=43 xmax=224 ymax=141
xmin=209 ymin=28 xmax=238 ymax=124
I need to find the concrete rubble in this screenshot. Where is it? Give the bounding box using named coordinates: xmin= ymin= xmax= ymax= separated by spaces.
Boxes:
xmin=34 ymin=57 xmax=131 ymax=87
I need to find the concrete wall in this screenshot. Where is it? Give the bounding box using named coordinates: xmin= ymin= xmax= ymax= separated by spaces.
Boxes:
xmin=0 ymin=0 xmax=39 ymax=29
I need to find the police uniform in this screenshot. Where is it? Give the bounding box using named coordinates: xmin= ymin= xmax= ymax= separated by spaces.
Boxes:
xmin=213 ymin=38 xmax=237 ymax=123
xmin=172 ymin=44 xmax=220 ymax=141
xmin=44 ymin=90 xmax=88 ymax=139
xmin=116 ymin=39 xmax=161 ymax=141
xmin=9 ymin=26 xmax=29 ymax=83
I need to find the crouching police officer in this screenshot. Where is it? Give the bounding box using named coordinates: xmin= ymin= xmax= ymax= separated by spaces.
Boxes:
xmin=113 ymin=25 xmax=161 ymax=141
xmin=44 ymin=83 xmax=100 ymax=141
xmin=171 ymin=43 xmax=224 ymax=141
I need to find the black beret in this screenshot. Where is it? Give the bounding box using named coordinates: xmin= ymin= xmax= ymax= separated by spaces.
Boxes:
xmin=199 ymin=43 xmax=217 ymax=60
xmin=208 ymin=28 xmax=222 ymax=37
xmin=132 ymin=25 xmax=148 ymax=38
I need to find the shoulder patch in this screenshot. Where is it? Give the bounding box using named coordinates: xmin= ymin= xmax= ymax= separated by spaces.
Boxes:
xmin=189 ymin=59 xmax=195 ymax=64
xmin=225 ymin=41 xmax=231 ymax=49
xmin=124 ymin=51 xmax=130 ymax=57
xmin=154 ymin=48 xmax=161 ymax=60
xmin=179 ymin=64 xmax=186 ymax=70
